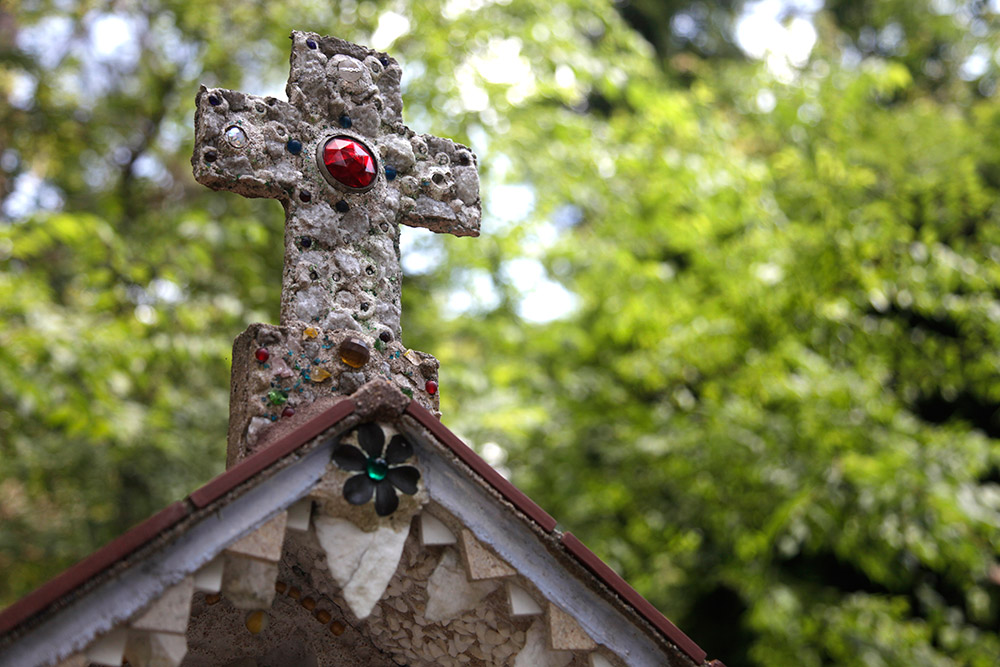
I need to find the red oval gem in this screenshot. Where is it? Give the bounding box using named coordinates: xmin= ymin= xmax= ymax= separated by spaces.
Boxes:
xmin=255 ymin=347 xmax=270 ymax=362
xmin=321 ymin=136 xmax=376 ymax=189
xmin=281 ymin=407 xmax=295 ymax=418
xmin=425 ymin=380 xmax=438 ymax=395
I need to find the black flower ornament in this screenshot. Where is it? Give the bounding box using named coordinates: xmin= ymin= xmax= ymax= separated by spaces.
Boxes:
xmin=332 ymin=422 xmax=420 ymax=516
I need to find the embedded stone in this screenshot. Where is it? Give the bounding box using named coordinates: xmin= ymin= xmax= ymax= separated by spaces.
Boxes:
xmin=419 ymin=512 xmax=456 ymax=546
xmin=130 ymin=577 xmax=194 ymax=634
xmin=286 ymin=498 xmax=312 ymax=531
xmin=220 ymin=553 xmax=279 ymax=609
xmin=225 ymin=512 xmax=287 ymax=562
xmin=548 ymin=603 xmax=597 ymax=651
xmin=424 ymin=549 xmax=497 ymax=623
xmin=86 ymin=628 xmax=129 ymax=666
xmin=460 ymin=529 xmax=516 ymax=580
xmin=513 ymin=618 xmax=572 ymax=667
xmin=194 ymin=556 xmax=225 ymax=593
xmin=507 ymin=582 xmax=543 ymax=617
xmin=340 ymin=371 xmax=365 ymax=393
xmin=312 ymin=515 xmax=410 ymax=619
xmin=590 ymin=654 xmax=615 ymax=667
xmin=124 ymin=631 xmax=188 ymax=667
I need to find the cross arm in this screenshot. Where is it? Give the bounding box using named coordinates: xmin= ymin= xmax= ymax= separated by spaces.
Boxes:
xmin=191 ymin=86 xmax=303 ymax=201
xmin=395 ymin=133 xmax=481 ymax=238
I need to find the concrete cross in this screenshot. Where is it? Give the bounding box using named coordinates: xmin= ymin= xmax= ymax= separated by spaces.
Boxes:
xmin=192 ymin=31 xmax=481 ymax=344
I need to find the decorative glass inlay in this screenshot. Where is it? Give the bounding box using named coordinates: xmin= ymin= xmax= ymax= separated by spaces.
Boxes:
xmin=224 ymin=125 xmax=249 ymax=148
xmin=319 ymin=136 xmax=377 ymax=190
xmin=332 ymin=423 xmax=420 ymax=516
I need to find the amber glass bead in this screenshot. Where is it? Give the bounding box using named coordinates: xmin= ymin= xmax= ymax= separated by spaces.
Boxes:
xmin=339 ymin=337 xmax=370 ymax=368
xmin=245 ymin=610 xmax=268 ymax=634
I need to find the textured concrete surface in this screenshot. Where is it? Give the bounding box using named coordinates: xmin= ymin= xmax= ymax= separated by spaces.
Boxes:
xmin=227 ymin=322 xmax=437 ymax=465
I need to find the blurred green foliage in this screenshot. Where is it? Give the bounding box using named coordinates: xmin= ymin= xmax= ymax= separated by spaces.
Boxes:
xmin=2 ymin=1 xmax=999 ymax=664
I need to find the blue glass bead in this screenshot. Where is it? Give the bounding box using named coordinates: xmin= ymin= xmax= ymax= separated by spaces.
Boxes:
xmin=306 ymin=39 xmax=317 ymax=49
xmin=286 ymin=139 xmax=303 ymax=155
xmin=335 ymin=200 xmax=350 ymax=213
xmin=384 ymin=165 xmax=397 ymax=181
xmin=208 ymin=94 xmax=221 ymax=106
xmin=339 ymin=115 xmax=352 ymax=128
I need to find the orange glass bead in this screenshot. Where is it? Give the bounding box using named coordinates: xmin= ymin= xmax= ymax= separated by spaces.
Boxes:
xmin=339 ymin=337 xmax=370 ymax=368
xmin=245 ymin=610 xmax=268 ymax=634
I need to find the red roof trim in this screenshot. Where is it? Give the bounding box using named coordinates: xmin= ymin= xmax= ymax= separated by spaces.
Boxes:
xmin=405 ymin=400 xmax=558 ymax=532
xmin=0 ymin=501 xmax=189 ymax=636
xmin=0 ymin=398 xmax=357 ymax=638
xmin=189 ymin=398 xmax=355 ymax=508
xmin=405 ymin=400 xmax=709 ymax=663
xmin=561 ymin=532 xmax=707 ymax=664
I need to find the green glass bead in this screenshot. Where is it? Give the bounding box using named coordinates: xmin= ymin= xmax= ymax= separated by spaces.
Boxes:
xmin=267 ymin=389 xmax=288 ymax=406
xmin=366 ymin=457 xmax=388 ymax=481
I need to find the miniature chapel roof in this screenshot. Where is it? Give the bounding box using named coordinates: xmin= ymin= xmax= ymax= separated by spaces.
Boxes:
xmin=0 ymin=381 xmax=725 ymax=667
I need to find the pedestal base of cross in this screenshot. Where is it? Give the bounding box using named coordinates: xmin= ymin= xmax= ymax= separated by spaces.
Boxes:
xmin=191 ymin=32 xmax=481 ymax=467
xmin=226 ymin=322 xmax=438 ymax=466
